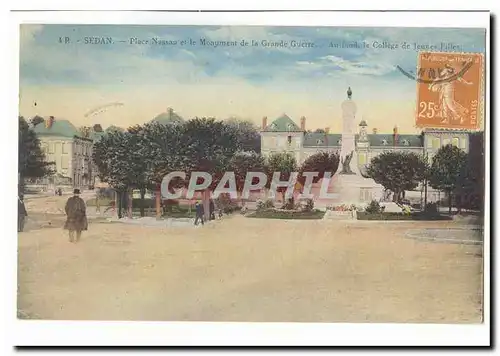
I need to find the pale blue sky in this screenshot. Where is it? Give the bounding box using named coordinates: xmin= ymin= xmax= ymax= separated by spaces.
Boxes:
xmin=19 ymin=25 xmax=486 ymax=133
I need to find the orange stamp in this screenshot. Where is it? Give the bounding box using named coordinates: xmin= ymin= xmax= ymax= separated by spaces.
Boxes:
xmin=415 ymin=52 xmax=484 ymax=130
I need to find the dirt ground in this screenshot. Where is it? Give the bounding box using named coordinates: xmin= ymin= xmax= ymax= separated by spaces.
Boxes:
xmin=17 ymin=196 xmax=483 ymax=323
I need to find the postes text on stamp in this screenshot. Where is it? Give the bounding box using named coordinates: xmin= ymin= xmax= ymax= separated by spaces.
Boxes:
xmin=416 ymin=52 xmax=483 ymax=130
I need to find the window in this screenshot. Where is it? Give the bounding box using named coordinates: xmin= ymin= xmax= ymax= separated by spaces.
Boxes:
xmin=443 ymin=138 xmax=451 ymax=146
xmin=62 ymin=142 xmax=69 ymax=154
xmin=61 ymin=155 xmax=69 ymax=169
xmin=452 ymin=137 xmax=460 ymax=147
xmin=287 ymin=123 xmax=294 ymax=131
xmin=287 ymin=136 xmax=292 ymax=145
xmin=402 ymin=139 xmax=410 ymax=146
xmin=337 ymin=139 xmax=342 ymax=145
xmin=460 ymin=138 xmax=467 ymax=149
xmin=316 ymin=139 xmax=323 ymax=145
xmin=432 ymin=138 xmax=440 ymax=149
xmin=271 ymin=123 xmax=277 ymax=130
xmin=382 ymin=139 xmax=388 ymax=146
xmin=426 ymin=138 xmax=433 ymax=148
xmin=48 ymin=142 xmax=55 ymax=154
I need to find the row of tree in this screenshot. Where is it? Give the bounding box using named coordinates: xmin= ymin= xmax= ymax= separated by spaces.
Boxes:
xmin=92 ymin=117 xmax=341 ymax=218
xmin=367 ymin=139 xmax=484 ymax=213
xmin=18 ymin=114 xmax=484 ymax=216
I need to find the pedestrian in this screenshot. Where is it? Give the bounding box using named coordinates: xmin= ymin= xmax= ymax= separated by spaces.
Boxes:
xmin=194 ymin=201 xmax=204 ymax=226
xmin=209 ymin=199 xmax=215 ymax=221
xmin=63 ymin=189 xmax=88 ymax=243
xmin=18 ymin=194 xmax=27 ymax=232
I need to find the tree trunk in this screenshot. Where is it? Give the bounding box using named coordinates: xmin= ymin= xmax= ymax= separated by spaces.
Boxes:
xmin=424 ymin=179 xmax=428 ymax=208
xmin=155 ymin=184 xmax=161 ymax=219
xmin=140 ymin=188 xmax=146 ymax=217
xmin=448 ymin=191 xmax=453 ymax=215
xmin=127 ymin=188 xmax=133 ymax=218
xmin=117 ymin=191 xmax=123 ymax=219
xmin=392 ymin=190 xmax=398 ymax=202
xmin=202 ymin=189 xmax=211 ymax=221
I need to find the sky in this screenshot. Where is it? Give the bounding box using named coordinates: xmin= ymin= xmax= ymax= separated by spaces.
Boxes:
xmin=18 ymin=25 xmax=486 ymax=133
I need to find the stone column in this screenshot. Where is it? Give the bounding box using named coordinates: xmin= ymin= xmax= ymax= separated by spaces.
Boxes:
xmin=339 ymin=97 xmax=358 ymax=174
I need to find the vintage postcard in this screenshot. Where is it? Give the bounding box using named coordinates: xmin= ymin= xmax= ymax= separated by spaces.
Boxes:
xmin=14 ymin=13 xmax=488 ymax=345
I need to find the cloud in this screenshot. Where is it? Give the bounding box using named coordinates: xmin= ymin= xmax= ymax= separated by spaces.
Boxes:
xmin=19 ymin=24 xmax=44 ymax=47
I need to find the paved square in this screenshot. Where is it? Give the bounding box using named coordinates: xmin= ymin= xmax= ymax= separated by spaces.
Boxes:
xmin=18 ymin=214 xmax=483 ymax=323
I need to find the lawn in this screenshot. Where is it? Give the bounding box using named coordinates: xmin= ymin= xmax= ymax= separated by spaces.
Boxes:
xmin=357 ymin=212 xmax=453 ymax=221
xmin=247 ymin=209 xmax=325 ymax=220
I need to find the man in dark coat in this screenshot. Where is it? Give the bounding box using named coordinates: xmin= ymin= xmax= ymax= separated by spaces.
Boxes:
xmin=194 ymin=201 xmax=204 ymax=226
xmin=18 ymin=194 xmax=27 ymax=232
xmin=209 ymin=199 xmax=215 ymax=220
xmin=64 ymin=189 xmax=88 ymax=243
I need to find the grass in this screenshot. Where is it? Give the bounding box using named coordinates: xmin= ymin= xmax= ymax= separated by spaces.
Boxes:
xmin=247 ymin=209 xmax=325 ymax=220
xmin=357 ymin=212 xmax=453 ymax=221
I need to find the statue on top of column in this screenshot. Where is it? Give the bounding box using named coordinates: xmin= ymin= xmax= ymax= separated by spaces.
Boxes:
xmin=347 ymin=87 xmax=352 ymax=100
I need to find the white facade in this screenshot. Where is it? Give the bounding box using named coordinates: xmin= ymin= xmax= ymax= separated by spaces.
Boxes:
xmin=39 ymin=136 xmax=93 ymax=189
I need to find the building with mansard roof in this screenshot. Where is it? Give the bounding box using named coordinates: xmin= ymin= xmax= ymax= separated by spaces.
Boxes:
xmin=260 ymin=114 xmax=470 ymax=168
xmin=31 ymin=116 xmax=94 ymax=189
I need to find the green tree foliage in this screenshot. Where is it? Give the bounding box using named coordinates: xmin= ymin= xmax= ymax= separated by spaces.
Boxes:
xmin=429 ymin=144 xmax=468 ymax=214
xmin=456 ymin=132 xmax=484 ymax=212
xmin=181 ymin=117 xmax=240 ymax=191
xmin=367 ymin=151 xmax=427 ymax=202
xmin=92 ymin=130 xmax=132 ymax=217
xmin=229 ymin=151 xmax=267 ymax=197
xmin=298 ymin=151 xmax=340 ymax=185
xmin=225 ymin=117 xmax=261 ymax=153
xmin=266 ymin=152 xmax=298 ymax=202
xmin=18 ymin=116 xmax=55 ymax=192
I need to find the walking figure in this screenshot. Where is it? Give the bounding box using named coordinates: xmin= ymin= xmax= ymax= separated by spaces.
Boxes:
xmin=209 ymin=199 xmax=215 ymax=221
xmin=64 ymin=189 xmax=88 ymax=243
xmin=18 ymin=194 xmax=27 ymax=232
xmin=194 ymin=201 xmax=204 ymax=226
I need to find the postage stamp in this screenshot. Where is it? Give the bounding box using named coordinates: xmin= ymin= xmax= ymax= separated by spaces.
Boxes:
xmin=415 ymin=52 xmax=484 ymax=130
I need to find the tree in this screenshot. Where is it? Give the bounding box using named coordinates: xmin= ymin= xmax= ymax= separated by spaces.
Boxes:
xmin=455 ymin=133 xmax=484 ymax=213
xmin=225 ymin=117 xmax=261 ymax=153
xmin=429 ymin=144 xmax=468 ymax=214
xmin=266 ymin=151 xmax=298 ymax=204
xmin=181 ymin=117 xmax=241 ymax=219
xmin=92 ymin=130 xmax=133 ymax=218
xmin=229 ymin=151 xmax=268 ymax=203
xmin=298 ymin=151 xmax=340 ymax=185
xmin=140 ymin=121 xmax=187 ymax=218
xmin=367 ymin=151 xmax=427 ymax=203
xmin=78 ymin=126 xmax=92 ymax=138
xmin=18 ymin=116 xmax=55 ymax=192
xmin=314 ymin=128 xmax=326 ymax=133
xmin=30 ymin=115 xmax=45 ymax=127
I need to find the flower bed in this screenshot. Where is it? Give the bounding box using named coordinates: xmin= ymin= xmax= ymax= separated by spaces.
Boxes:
xmin=247 ymin=209 xmax=325 ymax=220
xmin=326 ymin=204 xmax=363 ymax=212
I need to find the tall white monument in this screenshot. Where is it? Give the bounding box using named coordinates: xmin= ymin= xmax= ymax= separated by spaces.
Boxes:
xmin=339 ymin=87 xmax=359 ymax=175
xmin=328 ymin=87 xmax=383 ymax=206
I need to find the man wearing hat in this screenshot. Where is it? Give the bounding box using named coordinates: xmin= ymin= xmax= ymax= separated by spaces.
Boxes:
xmin=18 ymin=194 xmax=28 ymax=232
xmin=194 ymin=201 xmax=204 ymax=226
xmin=64 ymin=189 xmax=88 ymax=243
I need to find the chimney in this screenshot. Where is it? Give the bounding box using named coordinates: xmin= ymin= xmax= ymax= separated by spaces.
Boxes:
xmin=393 ymin=126 xmax=398 ymax=146
xmin=262 ymin=116 xmax=268 ymax=130
xmin=300 ymin=116 xmax=306 ymax=131
xmin=372 ymin=128 xmax=378 ymax=134
xmin=45 ymin=116 xmax=55 ymax=129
